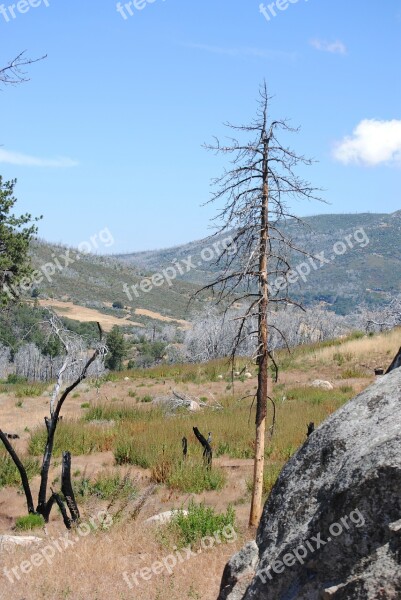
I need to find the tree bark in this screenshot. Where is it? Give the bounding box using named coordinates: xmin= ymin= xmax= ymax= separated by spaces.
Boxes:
xmin=0 ymin=430 xmax=35 ymax=514
xmin=249 ymin=130 xmax=269 ymax=528
xmin=61 ymin=451 xmax=80 ymax=522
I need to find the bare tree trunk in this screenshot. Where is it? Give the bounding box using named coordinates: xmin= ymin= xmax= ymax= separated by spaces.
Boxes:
xmin=0 ymin=430 xmax=35 ymax=514
xmin=249 ymin=131 xmax=269 ymax=528
xmin=194 ymin=82 xmax=322 ymax=529
xmin=61 ymin=451 xmax=80 ymax=522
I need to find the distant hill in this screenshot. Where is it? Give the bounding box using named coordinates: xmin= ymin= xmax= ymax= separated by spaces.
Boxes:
xmin=115 ymin=211 xmax=401 ymax=315
xmin=26 ymin=212 xmax=401 ymax=321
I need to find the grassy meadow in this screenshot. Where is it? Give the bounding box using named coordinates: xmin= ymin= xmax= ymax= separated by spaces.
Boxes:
xmin=0 ymin=328 xmax=399 ymax=599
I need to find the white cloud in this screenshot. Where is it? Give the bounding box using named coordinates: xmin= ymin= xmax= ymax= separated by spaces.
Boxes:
xmin=0 ymin=149 xmax=78 ymax=168
xmin=310 ymin=39 xmax=347 ymax=55
xmin=333 ymin=119 xmax=401 ymax=167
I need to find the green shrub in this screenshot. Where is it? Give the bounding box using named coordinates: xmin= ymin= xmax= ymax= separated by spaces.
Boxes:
xmin=169 ymin=501 xmax=236 ymax=547
xmin=140 ymin=395 xmax=152 ymax=403
xmin=167 ymin=461 xmax=226 ymax=494
xmin=15 ymin=514 xmax=45 ymax=531
xmin=6 ymin=374 xmax=28 ymax=384
xmin=81 ymin=402 xmax=90 ymax=409
xmin=76 ymin=472 xmax=137 ymax=501
xmin=15 ymin=383 xmax=47 ymax=398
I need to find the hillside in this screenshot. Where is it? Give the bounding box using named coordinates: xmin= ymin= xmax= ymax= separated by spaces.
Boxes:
xmin=29 ymin=240 xmax=203 ymax=327
xmin=27 ymin=211 xmax=401 ymax=322
xmin=116 ymin=211 xmax=401 ymax=314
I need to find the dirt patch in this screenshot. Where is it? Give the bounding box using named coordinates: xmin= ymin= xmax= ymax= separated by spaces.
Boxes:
xmin=38 ymin=299 xmax=143 ymax=331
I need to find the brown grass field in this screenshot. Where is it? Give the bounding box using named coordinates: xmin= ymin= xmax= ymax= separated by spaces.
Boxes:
xmin=0 ymin=329 xmax=399 ymax=599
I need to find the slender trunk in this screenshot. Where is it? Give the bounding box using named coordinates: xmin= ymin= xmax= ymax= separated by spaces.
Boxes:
xmin=0 ymin=430 xmax=35 ymax=514
xmin=249 ymin=131 xmax=269 ymax=528
xmin=36 ymin=417 xmax=57 ymax=517
xmin=61 ymin=451 xmax=80 ymax=522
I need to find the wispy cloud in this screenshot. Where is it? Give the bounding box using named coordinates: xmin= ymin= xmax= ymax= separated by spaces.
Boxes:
xmin=333 ymin=119 xmax=401 ymax=167
xmin=0 ymin=149 xmax=78 ymax=168
xmin=310 ymin=39 xmax=347 ymax=55
xmin=181 ymin=43 xmax=296 ymax=61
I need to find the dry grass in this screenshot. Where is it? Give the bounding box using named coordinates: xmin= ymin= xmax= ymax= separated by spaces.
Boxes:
xmin=302 ymin=327 xmax=400 ymax=369
xmin=1 ymin=517 xmax=245 ymax=599
xmin=1 ymin=329 xmax=399 ymax=599
xmin=38 ymin=299 xmax=143 ymax=331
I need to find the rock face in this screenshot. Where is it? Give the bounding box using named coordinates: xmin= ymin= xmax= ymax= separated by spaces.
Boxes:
xmin=220 ymin=368 xmax=401 ymax=599
xmin=218 ymin=541 xmax=259 ymax=600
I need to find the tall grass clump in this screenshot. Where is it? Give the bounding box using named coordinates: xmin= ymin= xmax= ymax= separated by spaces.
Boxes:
xmin=75 ymin=471 xmax=137 ymax=502
xmin=0 ymin=450 xmax=40 ymax=489
xmin=85 ymin=403 xmax=159 ymax=422
xmin=166 ymin=460 xmax=226 ymax=493
xmin=29 ymin=420 xmax=115 ymax=457
xmin=168 ymin=501 xmax=236 ymax=547
xmin=15 ymin=514 xmax=45 ymax=531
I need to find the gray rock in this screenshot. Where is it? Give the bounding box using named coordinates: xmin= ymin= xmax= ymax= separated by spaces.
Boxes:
xmin=0 ymin=535 xmax=43 ymax=552
xmin=221 ymin=368 xmax=401 ymax=599
xmin=311 ymin=379 xmax=334 ymax=390
xmin=218 ymin=541 xmax=259 ymax=600
xmin=144 ymin=509 xmax=188 ymax=525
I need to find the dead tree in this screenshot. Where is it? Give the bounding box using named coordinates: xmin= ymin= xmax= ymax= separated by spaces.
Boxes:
xmin=196 ymin=82 xmax=322 ymax=527
xmin=0 ymin=314 xmax=107 ymax=527
xmin=193 ymin=427 xmax=212 ymax=468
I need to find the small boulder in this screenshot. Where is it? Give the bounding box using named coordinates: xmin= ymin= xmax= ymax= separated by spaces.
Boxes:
xmin=311 ymin=379 xmax=333 ymax=390
xmin=188 ymin=400 xmax=201 ymax=412
xmin=0 ymin=535 xmax=43 ymax=552
xmin=145 ymin=510 xmax=188 ymax=526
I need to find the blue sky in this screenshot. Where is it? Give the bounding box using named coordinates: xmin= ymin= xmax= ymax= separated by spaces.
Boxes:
xmin=1 ymin=0 xmax=400 ymax=252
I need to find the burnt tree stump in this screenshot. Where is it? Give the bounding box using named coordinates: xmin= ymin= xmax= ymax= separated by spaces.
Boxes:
xmin=193 ymin=427 xmax=212 ymax=469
